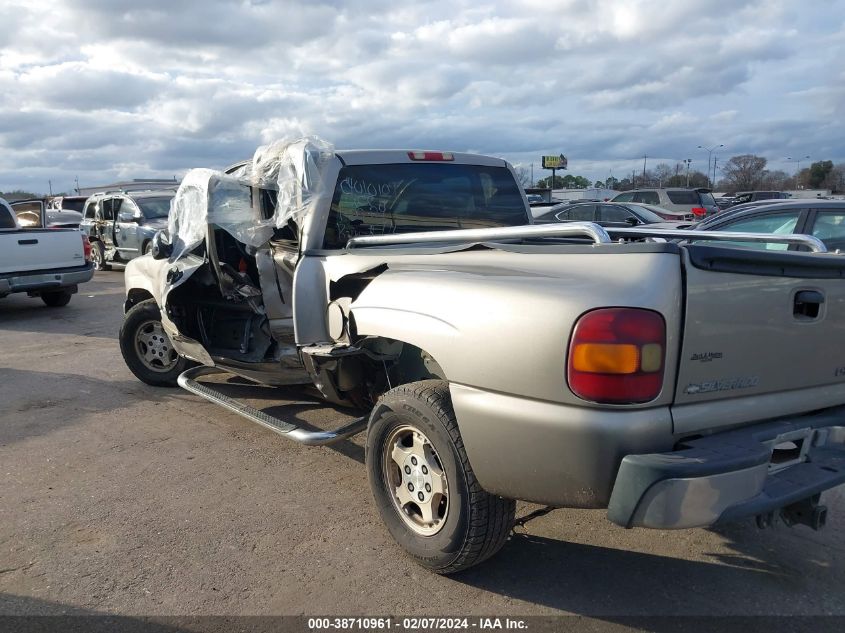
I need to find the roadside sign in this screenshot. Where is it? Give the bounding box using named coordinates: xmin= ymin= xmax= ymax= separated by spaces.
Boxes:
xmin=542 ymin=154 xmax=568 ymax=169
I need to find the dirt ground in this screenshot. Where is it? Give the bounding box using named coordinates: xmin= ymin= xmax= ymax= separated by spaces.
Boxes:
xmin=1 ymin=271 xmax=844 ymax=619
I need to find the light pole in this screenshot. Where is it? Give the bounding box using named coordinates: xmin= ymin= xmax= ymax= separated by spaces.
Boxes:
xmin=683 ymin=159 xmax=692 ymax=187
xmin=786 ymin=155 xmax=810 ymax=188
xmin=698 ymin=144 xmax=723 ymax=189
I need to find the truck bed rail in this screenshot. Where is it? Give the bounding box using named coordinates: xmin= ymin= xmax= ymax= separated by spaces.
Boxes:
xmin=345 ymin=222 xmax=830 ymax=253
xmin=606 ymin=227 xmax=829 ymax=253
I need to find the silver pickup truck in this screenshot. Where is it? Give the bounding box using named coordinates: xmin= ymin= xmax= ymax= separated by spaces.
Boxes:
xmin=120 ymin=139 xmax=845 ymax=573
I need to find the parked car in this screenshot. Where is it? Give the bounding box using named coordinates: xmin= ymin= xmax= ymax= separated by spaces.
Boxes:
xmin=528 ymin=199 xmax=600 ymax=219
xmin=81 ymin=190 xmax=175 ymax=270
xmin=692 ymin=199 xmax=845 ymax=251
xmin=0 ymin=197 xmax=93 ymax=306
xmin=611 ymin=188 xmax=718 ymax=218
xmin=121 ymin=140 xmax=845 ymax=574
xmin=731 ymin=191 xmax=790 ymax=206
xmin=534 ymin=201 xmax=689 ymax=228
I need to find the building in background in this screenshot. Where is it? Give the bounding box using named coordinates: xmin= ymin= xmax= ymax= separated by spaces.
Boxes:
xmin=77 ymin=178 xmax=179 ymax=197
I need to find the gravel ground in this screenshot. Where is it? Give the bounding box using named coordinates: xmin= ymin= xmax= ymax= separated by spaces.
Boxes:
xmin=1 ymin=271 xmax=844 ymax=619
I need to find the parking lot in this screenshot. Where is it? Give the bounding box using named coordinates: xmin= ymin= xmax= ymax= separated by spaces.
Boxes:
xmin=1 ymin=271 xmax=844 ymax=618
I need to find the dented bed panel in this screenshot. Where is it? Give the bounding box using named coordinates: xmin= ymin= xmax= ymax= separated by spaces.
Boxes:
xmin=319 ymin=248 xmax=684 ymax=408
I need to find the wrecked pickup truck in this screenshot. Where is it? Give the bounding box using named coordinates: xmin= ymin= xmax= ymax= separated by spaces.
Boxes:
xmin=120 ymin=138 xmax=845 ymax=573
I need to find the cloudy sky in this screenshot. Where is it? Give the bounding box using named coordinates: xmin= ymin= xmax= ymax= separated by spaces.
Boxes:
xmin=1 ymin=0 xmax=843 ymax=194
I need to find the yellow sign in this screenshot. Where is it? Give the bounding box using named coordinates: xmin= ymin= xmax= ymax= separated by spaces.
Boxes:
xmin=542 ymin=154 xmax=567 ymax=169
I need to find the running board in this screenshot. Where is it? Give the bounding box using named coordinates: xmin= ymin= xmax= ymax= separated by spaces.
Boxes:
xmin=177 ymin=366 xmax=367 ymax=446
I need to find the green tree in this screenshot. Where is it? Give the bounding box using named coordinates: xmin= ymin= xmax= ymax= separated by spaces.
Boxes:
xmin=536 ymin=175 xmax=565 ymax=188
xmin=808 ymin=160 xmax=834 ymax=188
xmin=605 ymin=176 xmax=620 ymax=190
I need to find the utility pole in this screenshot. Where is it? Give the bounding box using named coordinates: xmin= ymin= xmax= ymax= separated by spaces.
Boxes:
xmin=74 ymin=176 xmax=80 ymax=194
xmin=712 ymin=156 xmax=719 ymax=190
xmin=684 ymin=159 xmax=692 ymax=187
xmin=642 ymin=155 xmax=647 ymax=184
xmin=530 ymin=163 xmax=534 ymax=186
xmin=48 ymin=180 xmax=53 ymax=196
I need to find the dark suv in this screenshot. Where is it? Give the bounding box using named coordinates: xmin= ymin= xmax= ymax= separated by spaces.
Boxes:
xmin=730 ymin=191 xmax=790 ymax=206
xmin=80 ymin=190 xmax=174 ymax=270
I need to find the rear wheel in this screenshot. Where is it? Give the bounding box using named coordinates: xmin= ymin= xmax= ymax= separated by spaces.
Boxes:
xmin=90 ymin=240 xmax=110 ymax=271
xmin=119 ymin=299 xmax=188 ymax=386
xmin=366 ymin=380 xmax=515 ymax=574
xmin=41 ymin=290 xmax=72 ymax=307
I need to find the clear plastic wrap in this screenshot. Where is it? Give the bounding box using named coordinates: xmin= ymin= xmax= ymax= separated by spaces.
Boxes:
xmin=167 ymin=136 xmax=335 ymax=260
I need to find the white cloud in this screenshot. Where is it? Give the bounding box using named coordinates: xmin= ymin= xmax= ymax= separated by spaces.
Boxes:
xmin=0 ymin=0 xmax=842 ymax=193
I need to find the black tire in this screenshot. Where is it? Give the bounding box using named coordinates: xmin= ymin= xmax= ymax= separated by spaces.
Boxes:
xmin=143 ymin=240 xmax=152 ymax=255
xmin=119 ymin=299 xmax=188 ymax=387
xmin=366 ymin=380 xmax=515 ymax=574
xmin=41 ymin=290 xmax=72 ymax=307
xmin=90 ymin=240 xmax=111 ymax=271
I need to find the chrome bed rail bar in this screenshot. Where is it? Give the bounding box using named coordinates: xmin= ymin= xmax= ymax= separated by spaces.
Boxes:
xmin=605 ymin=227 xmax=829 ymax=253
xmin=345 ymin=222 xmax=830 ymax=254
xmin=346 ymin=222 xmax=612 ymax=248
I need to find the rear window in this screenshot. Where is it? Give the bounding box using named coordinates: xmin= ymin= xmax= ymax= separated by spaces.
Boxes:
xmin=611 ymin=192 xmax=634 ymax=202
xmin=61 ymin=198 xmax=86 ymax=212
xmin=12 ymin=202 xmax=43 ymax=228
xmin=666 ymin=191 xmax=699 ymax=205
xmin=698 ymin=192 xmax=716 ymax=207
xmin=633 ymin=191 xmax=660 ymax=205
xmin=323 ymin=163 xmax=528 ymax=249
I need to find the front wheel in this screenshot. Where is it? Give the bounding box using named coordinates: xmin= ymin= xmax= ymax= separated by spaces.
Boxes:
xmin=119 ymin=299 xmax=188 ymax=387
xmin=366 ymin=380 xmax=515 ymax=574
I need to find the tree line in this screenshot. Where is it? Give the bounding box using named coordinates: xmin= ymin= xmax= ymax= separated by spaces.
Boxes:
xmin=516 ymin=156 xmax=845 ymax=194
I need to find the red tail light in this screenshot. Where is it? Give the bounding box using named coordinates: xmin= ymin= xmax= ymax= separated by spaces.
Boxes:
xmin=691 ymin=207 xmax=707 ymax=217
xmin=81 ymin=234 xmax=92 ymax=262
xmin=408 ymin=151 xmax=454 ymax=161
xmin=567 ymin=308 xmax=665 ymax=404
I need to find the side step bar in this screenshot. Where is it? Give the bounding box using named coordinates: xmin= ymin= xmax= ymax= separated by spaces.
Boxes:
xmin=177 ymin=366 xmax=368 ymax=446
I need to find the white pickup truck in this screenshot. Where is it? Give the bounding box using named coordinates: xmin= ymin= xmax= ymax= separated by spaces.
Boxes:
xmin=0 ymin=197 xmax=94 ymax=306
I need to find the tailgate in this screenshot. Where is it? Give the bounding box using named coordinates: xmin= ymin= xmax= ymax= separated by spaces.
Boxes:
xmin=0 ymin=230 xmax=84 ymax=274
xmin=673 ymin=245 xmax=845 ymax=427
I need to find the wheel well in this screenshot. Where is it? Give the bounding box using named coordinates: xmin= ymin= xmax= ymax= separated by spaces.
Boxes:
xmin=126 ymin=288 xmax=155 ymax=310
xmin=306 ymin=338 xmax=447 ymax=409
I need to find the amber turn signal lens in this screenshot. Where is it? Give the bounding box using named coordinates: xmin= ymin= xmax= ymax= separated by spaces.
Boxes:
xmin=571 ymin=343 xmax=640 ymax=374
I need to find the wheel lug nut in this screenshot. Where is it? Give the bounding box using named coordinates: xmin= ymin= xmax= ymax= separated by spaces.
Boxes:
xmin=411 ymin=457 xmax=417 ymax=466
xmin=404 ymin=466 xmax=411 ymax=474
xmin=408 ymin=483 xmax=414 ymax=492
xmin=425 ymin=483 xmax=431 ymax=492
xmin=418 ymin=492 xmax=424 ymax=501
xmin=421 ymin=465 xmax=428 ymax=474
